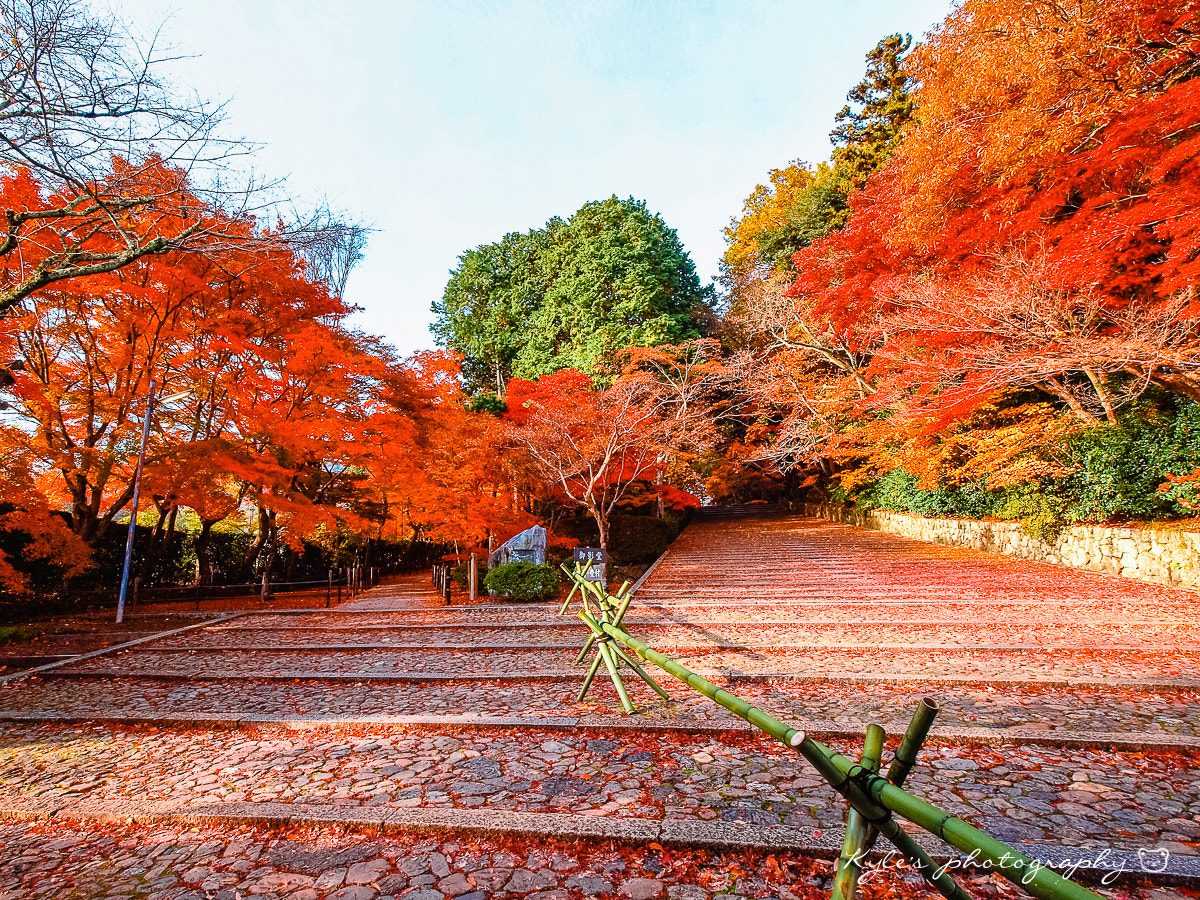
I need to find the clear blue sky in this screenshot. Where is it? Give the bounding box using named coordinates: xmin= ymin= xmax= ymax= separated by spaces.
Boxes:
xmin=114 ymin=0 xmax=953 ymax=356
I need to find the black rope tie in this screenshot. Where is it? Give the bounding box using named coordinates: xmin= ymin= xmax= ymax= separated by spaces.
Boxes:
xmin=837 ymin=765 xmax=894 ymax=826
xmin=829 ymin=763 xmax=863 ymax=794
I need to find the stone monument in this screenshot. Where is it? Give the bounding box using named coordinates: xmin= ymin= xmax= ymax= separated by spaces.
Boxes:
xmin=487 ymin=524 xmax=548 ymax=569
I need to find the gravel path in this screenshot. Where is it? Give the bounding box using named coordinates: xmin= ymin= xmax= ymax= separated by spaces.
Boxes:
xmin=13 ymin=816 xmax=1180 ymax=900
xmin=147 ymin=621 xmax=1200 ymax=650
xmin=4 ymin=511 xmax=1200 ymax=898
xmin=7 ymin=677 xmax=1200 ymax=736
xmin=1 ymin=721 xmax=1198 ymax=852
xmin=53 ymin=645 xmax=1200 ymax=684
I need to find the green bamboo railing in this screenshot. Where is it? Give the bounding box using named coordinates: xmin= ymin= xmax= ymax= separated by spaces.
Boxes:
xmin=559 ymin=569 xmax=1103 ymax=900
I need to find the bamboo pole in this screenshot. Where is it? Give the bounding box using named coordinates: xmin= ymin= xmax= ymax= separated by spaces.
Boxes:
xmin=888 ymin=697 xmax=939 ymax=787
xmin=576 ymin=609 xmax=671 ymax=703
xmin=854 ymin=696 xmax=942 ymax=863
xmin=818 ymin=740 xmax=1102 ymax=900
xmin=575 ymin=581 xmax=633 ymax=663
xmin=559 ymin=563 xmax=584 ymax=615
xmin=577 ymin=650 xmax=606 ymax=702
xmin=590 ymin=618 xmax=1102 ymax=900
xmin=832 ymin=723 xmax=884 ymax=900
xmin=603 ymin=641 xmax=671 ymax=699
xmin=597 ymin=641 xmax=635 ymax=713
xmin=794 ymin=732 xmax=972 ymax=900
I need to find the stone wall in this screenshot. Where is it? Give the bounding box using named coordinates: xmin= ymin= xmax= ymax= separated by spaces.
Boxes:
xmin=802 ymin=503 xmax=1200 ymax=589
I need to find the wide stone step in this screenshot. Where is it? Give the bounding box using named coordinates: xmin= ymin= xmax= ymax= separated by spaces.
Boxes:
xmin=50 ymin=645 xmax=1200 ymax=684
xmin=5 ymin=675 xmax=1200 ymax=737
xmin=0 ymin=720 xmax=1195 ymax=854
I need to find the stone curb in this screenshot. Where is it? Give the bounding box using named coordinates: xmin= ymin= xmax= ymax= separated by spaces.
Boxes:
xmin=260 ymin=597 xmax=1185 ymax=613
xmin=727 ymin=673 xmax=1200 ymax=690
xmin=0 ymin=711 xmax=1194 ymax=751
xmin=39 ymin=669 xmax=578 ymax=683
xmin=2 ymin=800 xmax=1196 ymax=888
xmin=321 ymin=602 xmax=562 ymax=614
xmin=35 ymin=668 xmax=1200 ymax=691
xmin=124 ymin=641 xmax=1200 ymax=653
xmin=204 ymin=617 xmax=1200 ymax=630
xmin=636 ymin=598 xmax=1182 ymax=608
xmin=0 ymin=612 xmax=247 ymax=686
xmin=212 ymin=621 xmax=592 ymax=631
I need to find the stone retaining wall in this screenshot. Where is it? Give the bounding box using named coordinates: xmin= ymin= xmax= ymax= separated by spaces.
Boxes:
xmin=803 ymin=503 xmax=1200 ymax=588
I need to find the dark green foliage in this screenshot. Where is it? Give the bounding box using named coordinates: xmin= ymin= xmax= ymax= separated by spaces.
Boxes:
xmin=757 ymin=165 xmax=852 ymax=269
xmin=433 ymin=196 xmax=716 ymax=392
xmin=1061 ymin=403 xmax=1200 ymax=521
xmin=856 ymin=473 xmax=1068 ymax=541
xmin=552 ymin=514 xmax=683 ymax=568
xmin=432 ymin=229 xmax=549 ymax=395
xmin=467 ymin=392 xmax=507 ymax=416
xmin=74 ymin=525 xmax=247 ymax=592
xmin=830 ymin=33 xmax=916 ymax=188
xmin=0 ymin=624 xmax=40 ymax=645
xmin=859 ymin=471 xmax=996 ymax=520
xmin=483 ymin=561 xmax=561 ymax=601
xmin=851 ymin=403 xmax=1200 ymax=539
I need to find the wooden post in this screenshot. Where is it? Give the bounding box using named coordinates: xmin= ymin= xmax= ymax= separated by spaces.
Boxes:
xmin=327 ymin=570 xmax=332 ymax=608
xmin=468 ymin=553 xmax=477 ymax=603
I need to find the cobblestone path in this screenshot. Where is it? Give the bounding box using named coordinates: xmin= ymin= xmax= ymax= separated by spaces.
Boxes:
xmin=1 ymin=509 xmax=1199 ymax=899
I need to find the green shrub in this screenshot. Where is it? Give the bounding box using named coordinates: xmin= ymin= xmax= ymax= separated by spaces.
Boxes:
xmin=851 ymin=402 xmax=1200 ymax=534
xmin=483 ymin=561 xmax=560 ymax=601
xmin=0 ymin=625 xmax=40 ymax=645
xmin=858 ymin=471 xmax=996 ymax=519
xmin=992 ymin=485 xmax=1069 ymax=543
xmin=1060 ymin=403 xmax=1200 ymax=522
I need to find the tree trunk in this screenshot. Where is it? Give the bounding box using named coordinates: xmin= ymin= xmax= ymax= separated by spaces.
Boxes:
xmin=1082 ymin=367 xmax=1118 ymax=425
xmin=194 ymin=519 xmax=216 ymax=586
xmin=655 ymin=456 xmax=666 ymax=519
xmin=240 ymin=505 xmax=270 ymax=577
xmin=260 ymin=513 xmax=277 ymax=600
xmin=592 ymin=506 xmax=609 ymax=552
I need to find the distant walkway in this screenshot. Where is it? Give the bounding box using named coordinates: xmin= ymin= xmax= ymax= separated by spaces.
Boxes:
xmin=337 ymin=571 xmax=446 ymax=611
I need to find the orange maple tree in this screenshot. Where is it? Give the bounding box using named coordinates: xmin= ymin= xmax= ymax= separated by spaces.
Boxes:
xmin=503 ymin=369 xmax=667 ymax=550
xmin=736 ymin=0 xmax=1200 ymax=492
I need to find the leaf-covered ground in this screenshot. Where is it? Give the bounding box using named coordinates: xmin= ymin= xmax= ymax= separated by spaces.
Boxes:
xmin=2 ymin=515 xmax=1199 ymax=898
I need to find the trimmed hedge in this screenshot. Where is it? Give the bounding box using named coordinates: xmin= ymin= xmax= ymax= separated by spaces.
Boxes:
xmin=483 ymin=561 xmax=560 ymax=601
